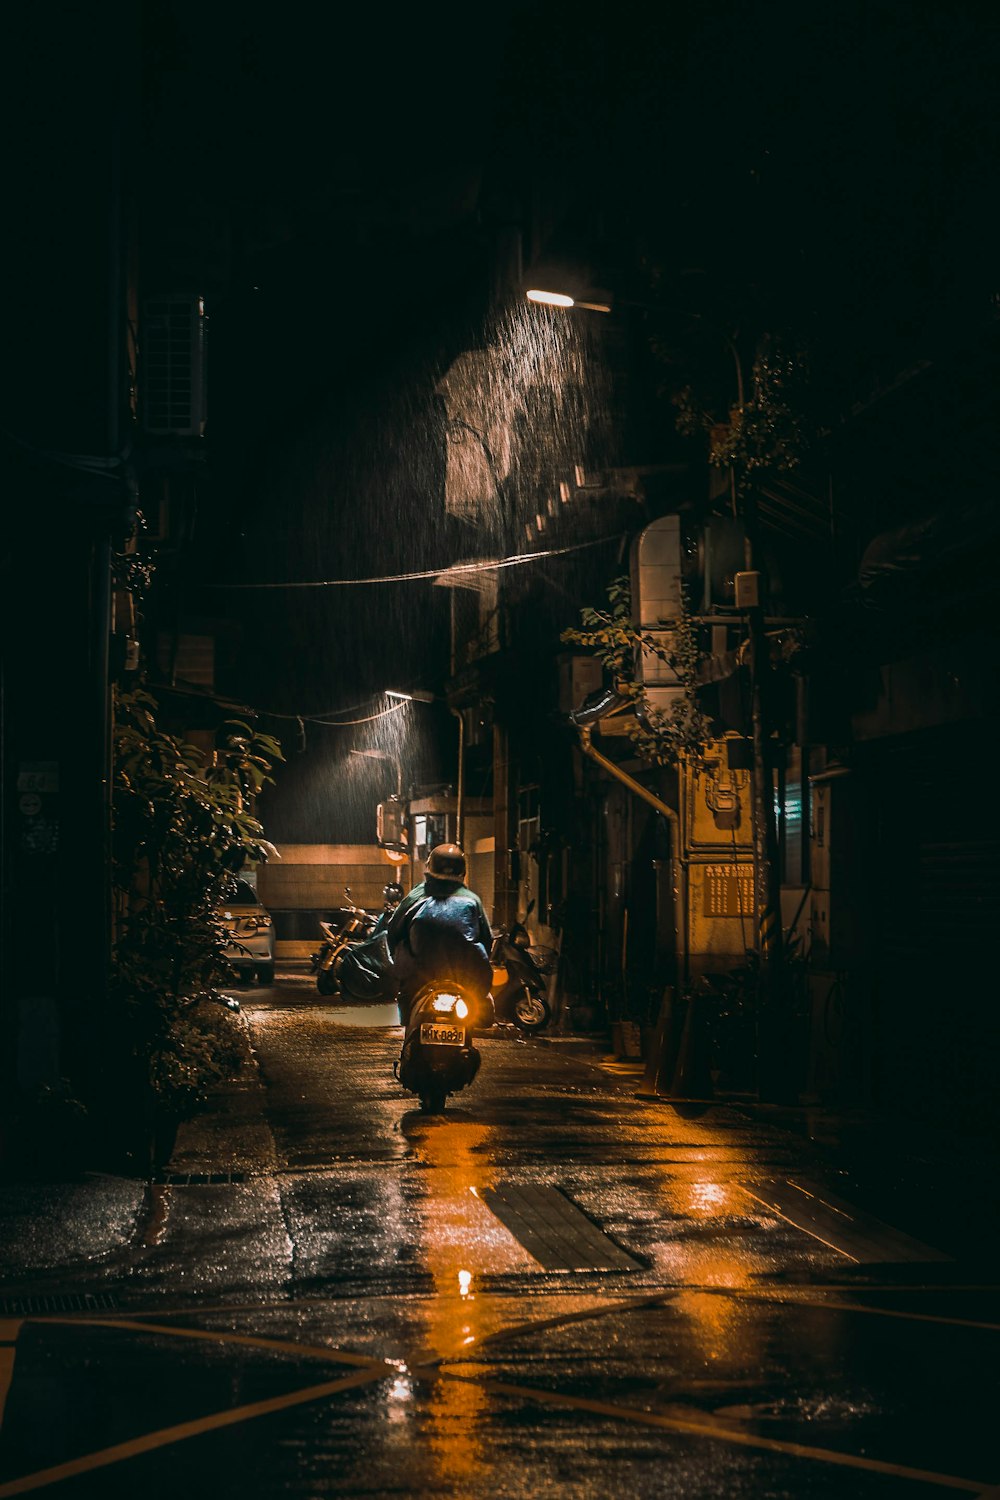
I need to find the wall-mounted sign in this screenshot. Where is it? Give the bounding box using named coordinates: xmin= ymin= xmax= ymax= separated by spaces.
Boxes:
xmin=702 ymin=863 xmax=753 ymax=917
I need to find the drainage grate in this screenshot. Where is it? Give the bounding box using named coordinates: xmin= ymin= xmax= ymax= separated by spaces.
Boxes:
xmin=154 ymin=1171 xmax=248 ymax=1186
xmin=0 ymin=1291 xmax=120 ymax=1316
xmin=481 ymin=1183 xmax=643 ymax=1272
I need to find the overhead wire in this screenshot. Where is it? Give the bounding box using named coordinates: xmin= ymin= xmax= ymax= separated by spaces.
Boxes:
xmin=140 ymin=683 xmax=416 ymax=730
xmin=211 ymin=533 xmax=621 ymax=590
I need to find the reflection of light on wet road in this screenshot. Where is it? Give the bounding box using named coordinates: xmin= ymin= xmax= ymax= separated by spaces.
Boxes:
xmin=407 ymin=1118 xmax=505 ymax=1487
xmin=684 ymin=1180 xmax=730 ymax=1215
xmin=647 ymin=1120 xmax=770 ymax=1372
xmin=326 ymin=1004 xmax=401 ymax=1028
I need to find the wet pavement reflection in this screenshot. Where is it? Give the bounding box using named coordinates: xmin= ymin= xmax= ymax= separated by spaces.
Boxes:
xmin=0 ymin=976 xmax=997 ymax=1497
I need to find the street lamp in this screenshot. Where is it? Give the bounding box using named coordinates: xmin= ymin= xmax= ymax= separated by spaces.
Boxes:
xmin=351 ymin=747 xmax=402 ymax=799
xmin=385 ymin=688 xmax=435 ymax=703
xmin=526 ymin=287 xmax=613 ymax=314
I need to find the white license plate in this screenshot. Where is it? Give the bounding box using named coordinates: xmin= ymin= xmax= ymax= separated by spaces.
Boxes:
xmin=420 ymin=1022 xmax=463 ymax=1046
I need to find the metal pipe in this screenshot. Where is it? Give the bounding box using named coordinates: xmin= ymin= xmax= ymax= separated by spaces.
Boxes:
xmin=450 ymin=706 xmax=465 ymax=848
xmin=576 ymin=725 xmax=688 ymax=982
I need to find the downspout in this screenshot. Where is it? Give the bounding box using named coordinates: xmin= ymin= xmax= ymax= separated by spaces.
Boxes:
xmin=576 ymin=725 xmax=689 ymax=982
xmin=450 ymin=706 xmax=465 ymax=849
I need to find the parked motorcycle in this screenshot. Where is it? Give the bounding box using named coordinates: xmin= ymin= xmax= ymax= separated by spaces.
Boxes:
xmin=311 ymin=888 xmax=376 ymax=997
xmin=394 ymin=979 xmax=488 ymax=1114
xmin=490 ymin=905 xmax=552 ymax=1034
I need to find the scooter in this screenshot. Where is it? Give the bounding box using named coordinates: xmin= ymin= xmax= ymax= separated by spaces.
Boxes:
xmin=490 ymin=908 xmax=552 ymax=1034
xmin=394 ymin=979 xmax=487 ymax=1114
xmin=311 ymin=888 xmax=376 ymax=997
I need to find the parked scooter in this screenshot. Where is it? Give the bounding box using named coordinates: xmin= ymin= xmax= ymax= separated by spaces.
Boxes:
xmin=394 ymin=978 xmax=488 ymax=1114
xmin=490 ymin=903 xmax=552 ymax=1034
xmin=311 ymin=888 xmax=376 ymax=997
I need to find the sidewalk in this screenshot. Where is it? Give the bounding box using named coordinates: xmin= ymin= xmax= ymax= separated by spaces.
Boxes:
xmin=539 ymin=1029 xmax=1000 ymax=1267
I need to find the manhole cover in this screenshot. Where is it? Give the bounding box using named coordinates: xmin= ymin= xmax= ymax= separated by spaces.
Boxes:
xmin=481 ymin=1183 xmax=643 ymax=1272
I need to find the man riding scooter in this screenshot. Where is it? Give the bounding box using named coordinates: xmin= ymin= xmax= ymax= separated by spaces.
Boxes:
xmin=384 ymin=844 xmax=493 ymax=1111
xmin=385 ymin=844 xmax=493 ymax=1026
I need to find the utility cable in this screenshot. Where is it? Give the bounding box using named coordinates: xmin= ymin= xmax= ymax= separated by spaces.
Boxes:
xmin=301 ymin=701 xmax=410 ymax=727
xmin=211 ymin=534 xmax=621 ymax=590
xmin=142 ymin=682 xmax=413 ymax=729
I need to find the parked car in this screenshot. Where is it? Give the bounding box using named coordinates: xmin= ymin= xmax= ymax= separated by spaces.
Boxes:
xmin=218 ymin=878 xmax=275 ymax=985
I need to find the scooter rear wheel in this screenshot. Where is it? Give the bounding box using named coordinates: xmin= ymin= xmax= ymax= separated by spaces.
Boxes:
xmin=512 ymin=986 xmax=551 ymax=1033
xmin=419 ymin=1086 xmax=448 ymax=1114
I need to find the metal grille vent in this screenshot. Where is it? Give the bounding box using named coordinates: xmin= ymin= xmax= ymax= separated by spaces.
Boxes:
xmin=141 ymin=294 xmax=207 ymax=436
xmin=0 ymin=1291 xmax=119 ymax=1315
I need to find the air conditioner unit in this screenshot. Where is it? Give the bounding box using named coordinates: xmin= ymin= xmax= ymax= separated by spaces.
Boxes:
xmin=377 ymin=797 xmax=407 ymax=852
xmin=141 ymin=295 xmax=207 ymax=437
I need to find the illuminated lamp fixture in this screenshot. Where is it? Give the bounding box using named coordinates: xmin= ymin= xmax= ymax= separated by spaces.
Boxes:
xmin=525 ymin=287 xmax=613 ymax=314
xmin=385 ymin=688 xmax=435 ymax=702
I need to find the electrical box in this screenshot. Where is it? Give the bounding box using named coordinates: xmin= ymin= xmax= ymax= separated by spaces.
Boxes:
xmin=734 ymin=570 xmax=760 ymax=609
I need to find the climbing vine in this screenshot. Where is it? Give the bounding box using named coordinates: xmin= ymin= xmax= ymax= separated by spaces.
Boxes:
xmin=561 ymin=576 xmax=712 ymax=765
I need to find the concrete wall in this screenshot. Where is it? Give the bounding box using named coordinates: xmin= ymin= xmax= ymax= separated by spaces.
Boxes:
xmin=258 ymin=844 xmax=407 ymax=958
xmin=259 ymin=822 xmax=498 ymax=961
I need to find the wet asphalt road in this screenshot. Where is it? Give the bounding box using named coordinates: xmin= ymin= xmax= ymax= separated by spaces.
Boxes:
xmin=0 ymin=971 xmax=998 ymax=1498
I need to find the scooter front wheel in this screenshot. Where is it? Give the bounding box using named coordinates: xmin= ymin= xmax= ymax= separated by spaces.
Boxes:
xmin=512 ymin=986 xmax=551 ymax=1033
xmin=316 ymin=968 xmax=340 ymax=997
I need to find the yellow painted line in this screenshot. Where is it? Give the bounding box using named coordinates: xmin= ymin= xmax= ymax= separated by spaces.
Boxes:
xmin=0 ymin=1365 xmax=385 ymax=1497
xmin=718 ymin=1283 xmax=1000 ymax=1295
xmin=0 ymin=1322 xmax=22 ymax=1430
xmin=693 ymin=1286 xmax=1000 ymax=1333
xmin=474 ymin=1284 xmax=1000 ymax=1342
xmin=734 ymin=1184 xmax=861 ymax=1261
xmin=33 ymin=1317 xmax=392 ymax=1371
xmin=29 ymin=1282 xmax=999 ymax=1327
xmin=434 ymin=1369 xmax=991 ymax=1492
xmin=470 ymin=1291 xmax=681 ymax=1353
xmin=777 ymin=1296 xmax=1000 ymax=1334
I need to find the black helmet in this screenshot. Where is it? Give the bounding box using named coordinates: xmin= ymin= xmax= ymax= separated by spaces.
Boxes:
xmin=383 ymin=881 xmax=404 ymax=905
xmin=426 ymin=843 xmax=466 ymax=883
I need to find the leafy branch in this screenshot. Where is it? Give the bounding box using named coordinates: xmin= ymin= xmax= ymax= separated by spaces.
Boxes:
xmin=111 ymin=685 xmax=284 ymax=1109
xmin=672 ymin=335 xmax=810 ymax=487
xmin=562 ymin=576 xmax=712 ymax=765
